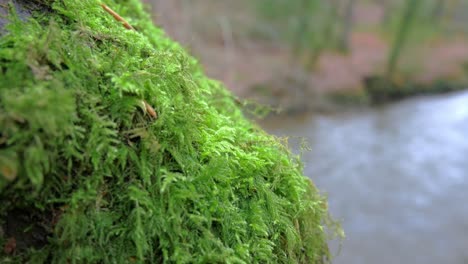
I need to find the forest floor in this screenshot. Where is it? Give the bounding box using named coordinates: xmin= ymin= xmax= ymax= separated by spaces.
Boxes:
xmin=149 ymin=1 xmax=468 ymax=111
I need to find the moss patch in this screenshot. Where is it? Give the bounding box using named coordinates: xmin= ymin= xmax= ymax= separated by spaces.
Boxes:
xmin=0 ymin=0 xmax=334 ymax=263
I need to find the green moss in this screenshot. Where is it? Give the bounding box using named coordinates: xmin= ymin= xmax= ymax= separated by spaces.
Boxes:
xmin=0 ymin=0 xmax=334 ymax=263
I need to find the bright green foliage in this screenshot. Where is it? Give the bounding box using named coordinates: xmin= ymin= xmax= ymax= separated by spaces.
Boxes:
xmin=0 ymin=0 xmax=331 ymax=263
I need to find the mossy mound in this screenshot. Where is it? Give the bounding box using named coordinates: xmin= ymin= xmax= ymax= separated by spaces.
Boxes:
xmin=0 ymin=0 xmax=332 ymax=262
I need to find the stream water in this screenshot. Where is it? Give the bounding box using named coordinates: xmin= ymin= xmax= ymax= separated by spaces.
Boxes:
xmin=260 ymin=91 xmax=468 ymax=264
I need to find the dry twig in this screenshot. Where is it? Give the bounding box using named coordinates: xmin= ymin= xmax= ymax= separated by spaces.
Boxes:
xmin=143 ymin=100 xmax=157 ymax=119
xmin=101 ymin=3 xmax=135 ymax=30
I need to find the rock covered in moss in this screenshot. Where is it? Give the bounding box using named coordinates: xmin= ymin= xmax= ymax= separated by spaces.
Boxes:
xmin=0 ymin=0 xmax=333 ymax=262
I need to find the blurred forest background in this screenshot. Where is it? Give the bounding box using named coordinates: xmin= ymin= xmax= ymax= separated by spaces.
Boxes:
xmin=145 ymin=0 xmax=468 ymax=113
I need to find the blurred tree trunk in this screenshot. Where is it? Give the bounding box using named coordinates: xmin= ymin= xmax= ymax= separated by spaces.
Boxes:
xmin=387 ymin=0 xmax=422 ymax=78
xmin=431 ymin=0 xmax=445 ymax=22
xmin=340 ymin=0 xmax=355 ymax=52
xmin=448 ymin=0 xmax=461 ymax=24
xmin=379 ymin=0 xmax=392 ymax=27
xmin=323 ymin=0 xmax=342 ymax=51
xmin=292 ymin=0 xmax=317 ymax=67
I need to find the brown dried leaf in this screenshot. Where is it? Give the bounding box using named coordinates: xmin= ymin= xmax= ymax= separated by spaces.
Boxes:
xmin=1 ymin=164 xmax=17 ymax=181
xmin=3 ymin=237 xmax=16 ymax=255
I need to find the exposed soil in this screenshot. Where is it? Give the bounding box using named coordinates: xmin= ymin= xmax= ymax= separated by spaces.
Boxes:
xmin=2 ymin=208 xmax=53 ymax=254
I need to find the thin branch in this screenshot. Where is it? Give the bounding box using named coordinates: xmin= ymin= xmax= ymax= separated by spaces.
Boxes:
xmin=101 ymin=3 xmax=135 ymax=30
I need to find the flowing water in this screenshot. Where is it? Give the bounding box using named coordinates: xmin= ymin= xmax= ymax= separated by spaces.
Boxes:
xmin=260 ymin=91 xmax=468 ymax=264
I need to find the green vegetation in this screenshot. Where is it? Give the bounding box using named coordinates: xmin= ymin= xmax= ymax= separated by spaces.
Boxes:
xmin=0 ymin=0 xmax=335 ymax=262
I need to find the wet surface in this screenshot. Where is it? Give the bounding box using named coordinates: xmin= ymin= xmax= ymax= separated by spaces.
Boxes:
xmin=261 ymin=91 xmax=468 ymax=264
